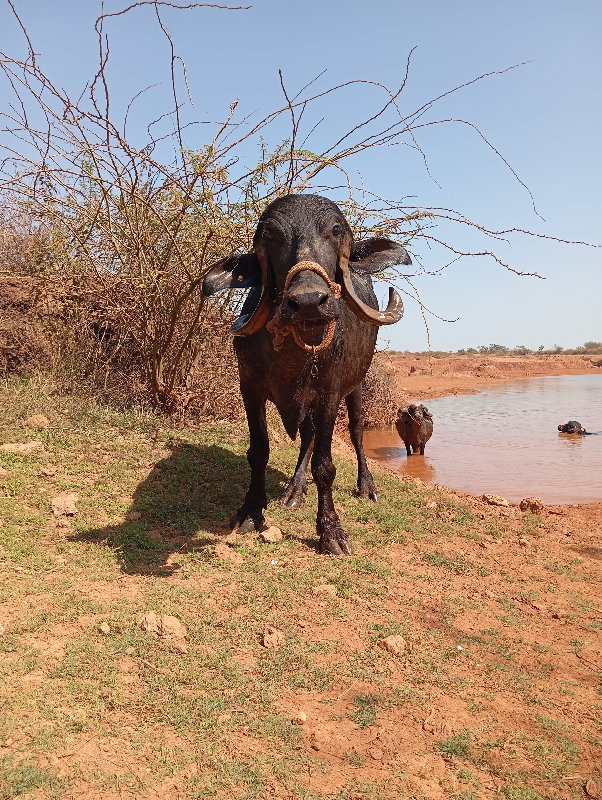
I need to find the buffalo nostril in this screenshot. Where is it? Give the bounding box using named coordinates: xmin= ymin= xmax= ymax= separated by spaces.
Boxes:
xmin=317 ymin=293 xmax=328 ymax=306
xmin=288 ymin=297 xmax=300 ymax=311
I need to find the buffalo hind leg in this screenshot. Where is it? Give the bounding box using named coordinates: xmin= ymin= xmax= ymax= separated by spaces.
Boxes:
xmin=312 ymin=405 xmax=353 ymax=556
xmin=232 ymin=387 xmax=268 ymax=533
xmin=281 ymin=414 xmax=314 ymax=509
xmin=346 ymin=387 xmax=378 ymax=502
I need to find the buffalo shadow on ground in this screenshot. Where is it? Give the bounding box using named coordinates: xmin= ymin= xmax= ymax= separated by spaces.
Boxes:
xmin=71 ymin=439 xmax=288 ymax=576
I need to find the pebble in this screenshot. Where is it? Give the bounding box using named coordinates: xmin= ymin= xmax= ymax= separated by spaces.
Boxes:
xmin=586 ymin=779 xmax=600 ymax=799
xmin=140 ymin=611 xmax=187 ymax=643
xmin=292 ymin=711 xmax=307 ymax=725
xmin=518 ymin=537 xmax=529 ymax=547
xmin=519 ymin=496 xmax=545 ymax=513
xmin=39 ymin=466 xmax=57 ymax=477
xmin=98 ymin=621 xmax=111 ymax=635
xmin=262 ymin=625 xmax=285 ymax=649
xmin=378 ymin=634 xmax=406 ymax=656
xmin=51 ymin=492 xmax=79 ymax=517
xmin=482 ymin=494 xmax=510 ymax=508
xmin=260 ymin=526 xmax=283 ymax=543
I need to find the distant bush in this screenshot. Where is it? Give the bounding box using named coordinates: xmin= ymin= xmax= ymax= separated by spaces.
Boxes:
xmin=395 ymin=342 xmax=602 ymax=357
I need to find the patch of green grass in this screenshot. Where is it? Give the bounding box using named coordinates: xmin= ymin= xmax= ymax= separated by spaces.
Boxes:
xmin=544 ymin=560 xmax=572 ymax=575
xmin=0 ymin=757 xmax=63 ymax=799
xmin=437 ymin=731 xmax=471 ymax=759
xmin=501 ymin=780 xmax=544 ymax=800
xmin=348 ymin=694 xmax=381 ymax=728
xmin=422 ymin=551 xmax=473 ymax=574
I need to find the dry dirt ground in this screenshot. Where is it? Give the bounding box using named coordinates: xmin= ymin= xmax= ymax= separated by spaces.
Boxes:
xmin=0 ymin=372 xmax=601 ymax=800
xmin=379 ymin=353 xmax=601 ymax=403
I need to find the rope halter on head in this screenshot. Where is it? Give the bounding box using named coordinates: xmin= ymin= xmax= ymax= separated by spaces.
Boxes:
xmin=266 ymin=260 xmax=341 ymax=353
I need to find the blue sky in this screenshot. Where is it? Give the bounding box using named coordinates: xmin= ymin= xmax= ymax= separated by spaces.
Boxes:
xmin=2 ymin=0 xmax=601 ymax=351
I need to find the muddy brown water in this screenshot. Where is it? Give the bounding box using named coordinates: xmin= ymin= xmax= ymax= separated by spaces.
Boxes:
xmin=363 ymin=374 xmax=602 ymax=504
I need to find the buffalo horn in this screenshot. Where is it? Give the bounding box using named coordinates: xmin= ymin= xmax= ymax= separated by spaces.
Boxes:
xmin=339 ymin=237 xmax=404 ymax=325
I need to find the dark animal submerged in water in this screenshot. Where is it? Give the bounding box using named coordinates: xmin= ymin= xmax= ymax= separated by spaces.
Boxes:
xmin=558 ymin=421 xmax=591 ymax=435
xmin=395 ymin=404 xmax=433 ymax=456
xmin=203 ymin=193 xmax=410 ymax=555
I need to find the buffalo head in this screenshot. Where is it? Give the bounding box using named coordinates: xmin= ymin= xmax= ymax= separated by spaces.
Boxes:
xmin=202 ymin=194 xmax=410 ymax=349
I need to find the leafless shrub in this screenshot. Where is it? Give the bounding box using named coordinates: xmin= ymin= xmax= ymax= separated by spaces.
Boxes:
xmin=361 ymin=359 xmax=399 ymax=428
xmin=1 ymin=2 xmax=595 ymax=415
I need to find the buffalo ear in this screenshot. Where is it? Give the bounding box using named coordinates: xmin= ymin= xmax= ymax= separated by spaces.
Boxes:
xmin=202 ymin=253 xmax=261 ymax=296
xmin=350 ymin=238 xmax=411 ymax=274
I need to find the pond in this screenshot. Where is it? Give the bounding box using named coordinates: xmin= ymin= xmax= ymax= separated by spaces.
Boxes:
xmin=363 ymin=373 xmax=602 ymax=504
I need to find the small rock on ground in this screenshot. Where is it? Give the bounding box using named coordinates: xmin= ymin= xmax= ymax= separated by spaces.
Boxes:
xmin=51 ymin=491 xmax=78 ymax=517
xmin=260 ymin=526 xmax=283 ymax=543
xmin=378 ymin=634 xmax=406 ymax=656
xmin=39 ymin=466 xmax=57 ymax=477
xmin=482 ymin=494 xmax=510 ymax=507
xmin=140 ymin=611 xmax=187 ymax=643
xmin=586 ymin=778 xmax=599 ymax=799
xmin=0 ymin=441 xmax=44 ymax=455
xmin=262 ymin=625 xmax=285 ymax=649
xmin=98 ymin=621 xmax=111 ymax=635
xmin=292 ymin=711 xmax=307 ymax=725
xmin=26 ymin=414 xmax=50 ymax=429
xmin=519 ymin=496 xmax=545 ymax=513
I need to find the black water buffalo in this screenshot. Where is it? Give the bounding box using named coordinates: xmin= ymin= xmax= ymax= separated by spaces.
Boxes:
xmin=558 ymin=420 xmax=590 ymax=435
xmin=395 ymin=403 xmax=433 ymax=456
xmin=203 ymin=194 xmax=410 ymax=555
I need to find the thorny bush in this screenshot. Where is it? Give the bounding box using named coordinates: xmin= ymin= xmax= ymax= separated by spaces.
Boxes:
xmin=1 ymin=2 xmax=589 ymax=420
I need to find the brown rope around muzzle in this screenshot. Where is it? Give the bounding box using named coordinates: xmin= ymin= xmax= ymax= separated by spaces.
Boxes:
xmin=266 ymin=261 xmax=341 ymax=353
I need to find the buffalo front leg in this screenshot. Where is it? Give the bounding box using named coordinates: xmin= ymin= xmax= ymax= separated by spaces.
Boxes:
xmin=281 ymin=414 xmax=314 ymax=509
xmin=312 ymin=405 xmax=353 ymax=556
xmin=232 ymin=387 xmax=269 ymax=533
xmin=345 ymin=387 xmax=378 ymax=502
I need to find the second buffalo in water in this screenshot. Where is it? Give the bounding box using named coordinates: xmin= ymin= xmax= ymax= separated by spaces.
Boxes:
xmin=396 ymin=404 xmax=434 ymax=456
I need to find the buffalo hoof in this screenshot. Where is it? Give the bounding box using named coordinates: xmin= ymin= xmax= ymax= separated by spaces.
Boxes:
xmin=318 ymin=534 xmax=354 ymax=556
xmin=230 ymin=509 xmax=264 ymax=534
xmin=280 ymin=482 xmax=307 ymax=510
xmin=355 ymin=482 xmax=378 ymax=503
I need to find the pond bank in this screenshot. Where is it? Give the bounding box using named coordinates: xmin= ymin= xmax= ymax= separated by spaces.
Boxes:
xmin=377 ymin=352 xmax=601 ymax=403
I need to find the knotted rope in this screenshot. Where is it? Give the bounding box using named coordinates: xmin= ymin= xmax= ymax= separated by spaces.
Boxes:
xmin=266 ymin=261 xmax=341 ymax=353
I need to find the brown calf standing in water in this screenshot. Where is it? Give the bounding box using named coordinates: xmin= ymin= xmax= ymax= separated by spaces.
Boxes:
xmin=396 ymin=404 xmax=434 ymax=456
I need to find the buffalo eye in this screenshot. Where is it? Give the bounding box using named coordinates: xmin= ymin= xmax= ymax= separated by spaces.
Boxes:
xmin=331 ymin=223 xmax=343 ymax=237
xmin=262 ymin=223 xmax=280 ymax=243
